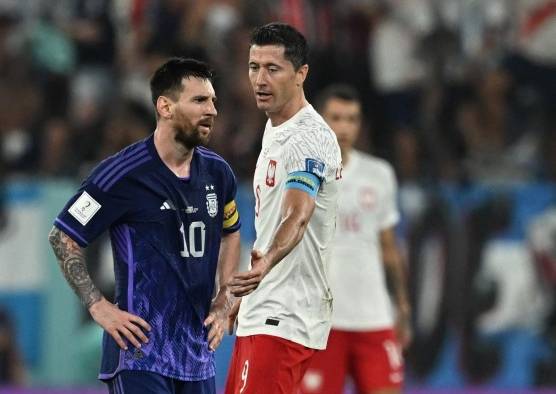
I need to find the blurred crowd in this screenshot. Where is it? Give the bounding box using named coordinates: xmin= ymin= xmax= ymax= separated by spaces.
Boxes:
xmin=0 ymin=0 xmax=554 ymax=185
xmin=1 ymin=0 xmax=556 ymax=388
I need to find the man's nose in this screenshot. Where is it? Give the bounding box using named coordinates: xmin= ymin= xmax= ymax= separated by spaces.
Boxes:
xmin=255 ymin=69 xmax=268 ymax=86
xmin=207 ymin=101 xmax=217 ymax=116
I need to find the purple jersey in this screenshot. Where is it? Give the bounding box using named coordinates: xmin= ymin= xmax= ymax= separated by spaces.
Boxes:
xmin=54 ymin=135 xmax=240 ymax=381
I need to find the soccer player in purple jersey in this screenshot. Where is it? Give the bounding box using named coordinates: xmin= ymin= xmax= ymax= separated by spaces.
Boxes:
xmin=48 ymin=58 xmax=241 ymax=394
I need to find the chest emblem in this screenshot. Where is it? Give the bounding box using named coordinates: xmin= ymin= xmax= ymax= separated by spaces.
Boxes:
xmin=206 ymin=191 xmax=218 ymax=218
xmin=359 ymin=187 xmax=376 ymax=211
xmin=266 ymin=160 xmax=277 ymax=187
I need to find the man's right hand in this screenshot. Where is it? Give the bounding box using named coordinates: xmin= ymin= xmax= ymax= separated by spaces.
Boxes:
xmin=229 ymin=250 xmax=272 ymax=296
xmin=89 ymin=298 xmax=151 ymax=350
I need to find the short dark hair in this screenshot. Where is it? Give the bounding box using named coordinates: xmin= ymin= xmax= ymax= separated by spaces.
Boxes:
xmin=315 ymin=84 xmax=361 ymax=112
xmin=250 ymin=22 xmax=308 ymax=70
xmin=150 ymin=58 xmax=213 ymax=107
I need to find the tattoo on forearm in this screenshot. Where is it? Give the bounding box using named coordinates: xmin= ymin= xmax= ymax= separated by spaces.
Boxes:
xmin=48 ymin=227 xmax=101 ymax=308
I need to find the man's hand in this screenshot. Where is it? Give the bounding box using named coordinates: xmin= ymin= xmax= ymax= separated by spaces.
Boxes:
xmin=204 ymin=291 xmax=235 ymax=351
xmin=89 ymin=298 xmax=151 ymax=350
xmin=229 ymin=250 xmax=272 ymax=296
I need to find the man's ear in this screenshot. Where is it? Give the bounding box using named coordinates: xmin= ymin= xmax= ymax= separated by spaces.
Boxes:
xmin=156 ymin=96 xmax=173 ymax=119
xmin=295 ymin=64 xmax=309 ymax=86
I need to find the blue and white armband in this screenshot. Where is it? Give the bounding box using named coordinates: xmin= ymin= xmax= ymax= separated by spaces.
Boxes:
xmin=284 ymin=171 xmax=322 ymax=198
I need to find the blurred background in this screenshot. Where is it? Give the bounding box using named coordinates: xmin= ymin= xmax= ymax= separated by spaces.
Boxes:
xmin=0 ymin=0 xmax=555 ymax=392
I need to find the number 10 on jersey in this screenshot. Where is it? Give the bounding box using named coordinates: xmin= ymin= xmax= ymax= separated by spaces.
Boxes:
xmin=179 ymin=221 xmax=206 ymax=258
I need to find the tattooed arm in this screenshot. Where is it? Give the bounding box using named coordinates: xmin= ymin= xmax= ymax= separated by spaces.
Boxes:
xmin=48 ymin=226 xmax=151 ymax=349
xmin=48 ymin=226 xmax=102 ymax=308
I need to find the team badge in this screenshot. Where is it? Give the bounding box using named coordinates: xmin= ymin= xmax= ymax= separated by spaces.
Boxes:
xmin=266 ymin=160 xmax=277 ymax=187
xmin=206 ymin=192 xmax=218 ymax=217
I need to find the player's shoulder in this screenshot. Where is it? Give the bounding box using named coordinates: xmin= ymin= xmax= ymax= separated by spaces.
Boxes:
xmin=289 ymin=107 xmax=339 ymax=154
xmin=196 ymin=146 xmax=235 ymax=176
xmin=295 ymin=106 xmax=336 ymax=139
xmin=352 ymin=149 xmax=394 ymax=173
xmin=87 ymin=138 xmax=153 ymax=191
xmin=356 ymin=151 xmax=395 ymax=176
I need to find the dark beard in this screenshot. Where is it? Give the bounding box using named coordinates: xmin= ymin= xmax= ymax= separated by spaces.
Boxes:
xmin=173 ymin=125 xmax=209 ymax=150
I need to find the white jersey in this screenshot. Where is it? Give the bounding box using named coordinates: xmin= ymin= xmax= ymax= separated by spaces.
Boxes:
xmin=236 ymin=104 xmax=342 ymax=349
xmin=330 ymin=150 xmax=400 ymax=331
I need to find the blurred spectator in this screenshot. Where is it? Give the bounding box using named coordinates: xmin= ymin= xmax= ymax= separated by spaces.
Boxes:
xmin=0 ymin=81 xmax=42 ymax=174
xmin=457 ymin=68 xmax=539 ymax=185
xmin=527 ymin=205 xmax=556 ymax=385
xmin=61 ymin=0 xmax=116 ymax=67
xmin=39 ymin=118 xmax=72 ymax=177
xmin=504 ymin=0 xmax=556 ymax=136
xmin=96 ymin=101 xmax=152 ymax=160
xmin=540 ymin=114 xmax=556 ymax=181
xmin=369 ymin=1 xmax=429 ymax=130
xmin=0 ymin=308 xmax=25 ymax=386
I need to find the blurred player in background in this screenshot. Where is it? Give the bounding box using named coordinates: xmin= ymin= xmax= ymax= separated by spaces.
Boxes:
xmin=225 ymin=23 xmax=342 ymax=394
xmin=48 ymin=58 xmax=241 ymax=394
xmin=301 ymin=84 xmax=412 ymax=394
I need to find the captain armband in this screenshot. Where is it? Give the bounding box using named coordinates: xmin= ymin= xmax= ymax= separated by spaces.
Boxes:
xmin=223 ymin=200 xmax=240 ymax=230
xmin=284 ymin=171 xmax=321 ymax=198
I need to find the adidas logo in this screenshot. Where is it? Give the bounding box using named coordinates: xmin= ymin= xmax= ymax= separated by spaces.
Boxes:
xmin=160 ymin=200 xmax=175 ymax=210
xmin=159 ymin=200 xmax=198 ymax=213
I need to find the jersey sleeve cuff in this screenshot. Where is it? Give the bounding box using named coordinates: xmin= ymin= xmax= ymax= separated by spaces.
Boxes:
xmin=222 ymin=221 xmax=241 ymax=234
xmin=54 ymin=218 xmax=89 ymax=247
xmin=379 ymin=212 xmax=400 ymax=230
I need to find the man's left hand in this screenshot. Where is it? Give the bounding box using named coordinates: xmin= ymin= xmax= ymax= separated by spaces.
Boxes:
xmin=204 ymin=296 xmax=230 ymax=351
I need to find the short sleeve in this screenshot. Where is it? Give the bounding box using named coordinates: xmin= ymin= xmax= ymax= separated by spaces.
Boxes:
xmin=378 ymin=164 xmax=400 ymax=230
xmin=283 ymin=128 xmax=341 ymax=183
xmin=54 ymin=174 xmax=130 ymax=247
xmin=222 ymin=163 xmax=241 ymax=234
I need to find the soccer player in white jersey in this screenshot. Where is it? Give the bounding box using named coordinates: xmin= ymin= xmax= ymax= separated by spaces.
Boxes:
xmin=224 ymin=23 xmax=342 ymax=394
xmin=301 ymin=85 xmax=412 ymax=394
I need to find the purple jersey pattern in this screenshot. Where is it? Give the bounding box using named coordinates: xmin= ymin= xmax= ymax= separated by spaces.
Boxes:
xmin=54 ymin=135 xmax=240 ymax=381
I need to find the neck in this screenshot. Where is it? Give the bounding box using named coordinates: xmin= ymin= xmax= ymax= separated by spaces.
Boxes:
xmin=341 ymin=148 xmax=352 ymax=166
xmin=268 ymin=91 xmax=308 ymax=127
xmin=153 ymin=126 xmax=194 ymax=178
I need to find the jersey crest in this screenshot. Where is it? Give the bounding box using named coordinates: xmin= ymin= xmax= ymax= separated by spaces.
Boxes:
xmin=266 ymin=160 xmax=277 ymax=187
xmin=206 ymin=192 xmax=218 ymax=217
xmin=359 ymin=187 xmax=376 ymax=211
